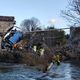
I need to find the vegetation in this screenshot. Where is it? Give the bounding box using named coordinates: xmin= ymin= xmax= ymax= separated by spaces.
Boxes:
xmin=20 ymin=17 xmax=41 ymax=32
xmin=62 ymin=0 xmax=80 ymax=26
xmin=45 ymin=25 xmax=54 ymax=30
xmin=0 ymin=49 xmax=54 ymax=71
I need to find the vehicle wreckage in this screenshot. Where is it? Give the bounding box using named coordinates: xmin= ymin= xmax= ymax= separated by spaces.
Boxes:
xmin=1 ymin=26 xmax=22 ymax=50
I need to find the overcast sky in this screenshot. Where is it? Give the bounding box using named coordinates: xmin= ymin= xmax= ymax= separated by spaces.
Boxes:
xmin=0 ymin=0 xmax=69 ymax=33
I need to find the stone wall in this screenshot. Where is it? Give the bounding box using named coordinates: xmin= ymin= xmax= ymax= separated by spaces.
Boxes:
xmin=70 ymin=27 xmax=80 ymax=53
xmin=25 ymin=30 xmax=65 ymax=48
xmin=0 ymin=16 xmax=15 ymax=33
xmin=0 ymin=21 xmax=14 ymax=33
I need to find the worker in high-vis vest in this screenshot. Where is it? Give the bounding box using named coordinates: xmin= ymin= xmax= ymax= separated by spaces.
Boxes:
xmin=46 ymin=54 xmax=61 ymax=71
xmin=56 ymin=55 xmax=60 ymax=65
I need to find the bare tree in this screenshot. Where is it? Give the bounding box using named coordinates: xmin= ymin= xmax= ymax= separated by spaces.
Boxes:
xmin=62 ymin=0 xmax=80 ymax=26
xmin=20 ymin=17 xmax=41 ymax=32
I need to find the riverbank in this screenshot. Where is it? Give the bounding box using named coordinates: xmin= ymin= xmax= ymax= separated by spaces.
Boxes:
xmin=0 ymin=46 xmax=80 ymax=72
xmin=0 ymin=49 xmax=54 ymax=72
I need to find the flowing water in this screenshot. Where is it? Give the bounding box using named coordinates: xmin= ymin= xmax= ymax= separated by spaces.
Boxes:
xmin=0 ymin=62 xmax=80 ymax=80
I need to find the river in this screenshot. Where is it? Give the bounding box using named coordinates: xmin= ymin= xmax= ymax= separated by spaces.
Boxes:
xmin=0 ymin=62 xmax=79 ymax=80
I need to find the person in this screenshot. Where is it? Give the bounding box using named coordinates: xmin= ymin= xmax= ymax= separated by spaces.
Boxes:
xmin=52 ymin=55 xmax=56 ymax=64
xmin=56 ymin=55 xmax=60 ymax=65
xmin=52 ymin=54 xmax=60 ymax=65
xmin=40 ymin=48 xmax=45 ymax=56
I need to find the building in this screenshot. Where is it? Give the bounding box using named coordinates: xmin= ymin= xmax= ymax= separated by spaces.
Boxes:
xmin=70 ymin=27 xmax=80 ymax=52
xmin=25 ymin=29 xmax=65 ymax=48
xmin=0 ymin=16 xmax=15 ymax=33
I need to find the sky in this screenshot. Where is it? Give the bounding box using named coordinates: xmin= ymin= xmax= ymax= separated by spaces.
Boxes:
xmin=0 ymin=0 xmax=69 ymax=33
